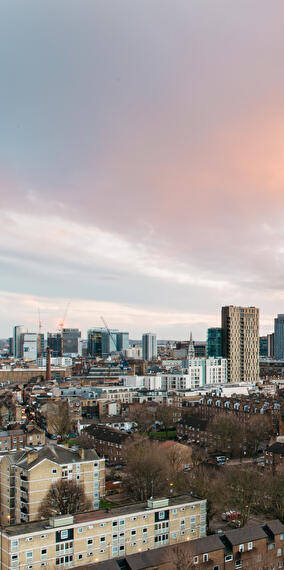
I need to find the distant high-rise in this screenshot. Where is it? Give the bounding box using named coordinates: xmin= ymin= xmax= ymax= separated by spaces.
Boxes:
xmin=88 ymin=328 xmax=104 ymax=357
xmin=62 ymin=328 xmax=81 ymax=354
xmin=267 ymin=333 xmax=274 ymax=358
xmin=101 ymin=329 xmax=118 ymax=357
xmin=259 ymin=336 xmax=268 ymax=358
xmin=8 ymin=337 xmax=13 ymax=356
xmin=142 ymin=333 xmax=157 ymax=360
xmin=274 ymin=315 xmax=284 ymax=360
xmin=47 ymin=333 xmax=62 ymax=357
xmin=116 ymin=332 xmax=129 ymax=352
xmin=20 ymin=332 xmax=38 ymax=361
xmin=221 ymin=306 xmax=259 ymax=383
xmin=207 ymin=328 xmax=223 ymax=358
xmin=13 ymin=326 xmax=24 ymax=358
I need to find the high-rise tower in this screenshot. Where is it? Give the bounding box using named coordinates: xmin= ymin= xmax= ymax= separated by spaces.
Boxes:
xmin=221 ymin=306 xmax=259 ymax=383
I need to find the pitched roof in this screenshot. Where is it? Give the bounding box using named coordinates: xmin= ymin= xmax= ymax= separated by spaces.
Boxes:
xmin=224 ymin=525 xmax=268 ymax=545
xmin=84 ymin=425 xmax=130 ymax=444
xmin=5 ymin=444 xmax=99 ymax=469
xmin=267 ymin=442 xmax=284 ymax=454
xmin=264 ymin=519 xmax=284 ymax=536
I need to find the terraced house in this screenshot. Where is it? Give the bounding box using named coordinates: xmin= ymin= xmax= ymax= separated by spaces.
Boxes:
xmin=0 ymin=495 xmax=206 ymax=569
xmin=0 ymin=444 xmax=105 ymax=525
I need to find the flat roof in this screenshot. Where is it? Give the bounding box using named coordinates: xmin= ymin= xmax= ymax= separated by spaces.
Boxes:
xmin=3 ymin=495 xmax=204 ymax=537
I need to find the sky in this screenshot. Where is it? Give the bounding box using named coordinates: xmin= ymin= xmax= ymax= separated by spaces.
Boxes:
xmin=1 ymin=0 xmax=284 ymax=339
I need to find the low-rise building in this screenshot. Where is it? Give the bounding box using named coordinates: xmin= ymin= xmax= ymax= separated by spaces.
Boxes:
xmin=0 ymin=444 xmax=105 ymax=525
xmin=0 ymin=495 xmax=206 ymax=569
xmin=84 ymin=425 xmax=130 ymax=464
xmin=73 ymin=519 xmax=284 ymax=570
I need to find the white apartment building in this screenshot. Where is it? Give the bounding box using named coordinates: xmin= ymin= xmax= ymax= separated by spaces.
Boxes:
xmin=21 ymin=333 xmax=38 ymax=361
xmin=124 ymin=358 xmax=227 ymax=391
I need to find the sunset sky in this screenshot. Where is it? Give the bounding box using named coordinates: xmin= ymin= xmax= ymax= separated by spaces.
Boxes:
xmin=1 ymin=0 xmax=284 ymax=339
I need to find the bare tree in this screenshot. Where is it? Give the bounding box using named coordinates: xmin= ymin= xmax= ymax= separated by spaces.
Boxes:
xmin=38 ymin=479 xmax=92 ymax=518
xmin=73 ymin=433 xmax=94 ymax=449
xmin=208 ymin=413 xmax=244 ymax=457
xmin=167 ymin=543 xmax=195 ymax=569
xmin=155 ymin=405 xmax=178 ymax=437
xmin=48 ymin=401 xmax=73 ymax=437
xmin=245 ymin=415 xmax=272 ymax=455
xmin=123 ymin=435 xmax=168 ymax=501
xmin=128 ymin=402 xmax=155 ymax=433
xmin=221 ymin=465 xmax=263 ymax=526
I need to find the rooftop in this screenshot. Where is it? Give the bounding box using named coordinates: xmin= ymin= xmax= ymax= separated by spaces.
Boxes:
xmin=3 ymin=494 xmax=203 ymax=537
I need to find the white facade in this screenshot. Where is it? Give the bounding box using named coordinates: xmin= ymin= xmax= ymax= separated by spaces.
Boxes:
xmin=205 ymin=358 xmax=227 ymax=384
xmin=123 ymin=346 xmax=142 ymax=359
xmin=124 ymin=359 xmax=227 ymax=391
xmin=13 ymin=325 xmax=24 ymax=358
xmin=37 ymin=357 xmax=72 ymax=367
xmin=21 ymin=332 xmax=38 ymax=361
xmin=142 ymin=333 xmax=157 ymax=360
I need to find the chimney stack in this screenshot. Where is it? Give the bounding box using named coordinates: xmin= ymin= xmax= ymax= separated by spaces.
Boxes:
xmin=46 ymin=347 xmax=51 ymax=383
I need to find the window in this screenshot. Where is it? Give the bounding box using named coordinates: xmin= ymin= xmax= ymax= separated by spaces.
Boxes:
xmin=203 ymin=554 xmax=208 ymax=562
xmin=248 ymin=542 xmax=253 ymax=551
xmin=52 ymin=469 xmax=57 ymax=474
xmin=26 ymin=537 xmax=33 ymax=542
xmin=172 ymin=509 xmax=177 ymax=515
xmin=268 ymin=543 xmax=275 ymax=550
xmin=143 ymin=528 xmax=147 ymax=534
xmin=213 ymin=567 xmax=220 ymax=570
xmin=100 ymin=549 xmax=106 ymax=554
xmin=193 ymin=556 xmax=199 ymax=564
xmin=100 ymin=536 xmax=106 ymax=543
xmin=235 ymin=561 xmax=242 ymax=569
xmin=11 ymin=554 xmax=18 ymax=561
xmin=191 ymin=516 xmax=196 ymax=523
xmin=100 ymin=523 xmax=106 ymax=527
xmin=40 ymin=535 xmax=47 ymax=539
xmin=281 ymin=534 xmax=284 ymax=541
xmin=60 ymin=530 xmax=68 ymax=539
xmin=239 ymin=544 xmax=244 ymax=552
xmin=131 ymin=530 xmax=137 ymax=536
xmin=87 ymin=539 xmax=93 ymax=547
xmin=41 ymin=549 xmax=47 ymax=558
xmin=26 ymin=552 xmax=33 ymax=562
xmin=78 ymin=528 xmax=83 ymax=534
xmin=11 ymin=540 xmax=19 ymax=549
xmin=131 ymin=542 xmax=137 ymax=547
xmin=131 ymin=516 xmax=137 ymax=521
xmin=78 ymin=554 xmax=83 ymax=560
xmin=277 ymin=548 xmax=283 ymax=557
xmin=112 ymin=521 xmax=118 ymax=527
xmin=225 ymin=555 xmax=233 ymax=562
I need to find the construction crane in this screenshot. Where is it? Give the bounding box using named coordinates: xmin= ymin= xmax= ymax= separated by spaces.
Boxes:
xmin=100 ymin=316 xmax=131 ymax=370
xmin=57 ymin=301 xmax=71 ymax=332
xmin=38 ymin=307 xmax=42 ymax=334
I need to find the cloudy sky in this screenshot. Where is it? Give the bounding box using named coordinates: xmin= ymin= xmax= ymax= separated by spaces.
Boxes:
xmin=1 ymin=0 xmax=284 ymax=339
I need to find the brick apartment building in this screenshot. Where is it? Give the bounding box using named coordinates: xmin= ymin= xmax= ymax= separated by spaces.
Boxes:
xmin=0 ymin=425 xmax=45 ymax=452
xmin=84 ymin=425 xmax=131 ymax=463
xmin=0 ymin=495 xmax=206 ymax=569
xmin=0 ymin=444 xmax=105 ymax=526
xmin=75 ymin=519 xmax=284 ymax=570
xmin=186 ymin=394 xmax=279 ymax=433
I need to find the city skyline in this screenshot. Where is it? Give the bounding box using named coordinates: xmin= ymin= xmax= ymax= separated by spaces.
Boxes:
xmin=2 ymin=1 xmax=284 ymax=337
